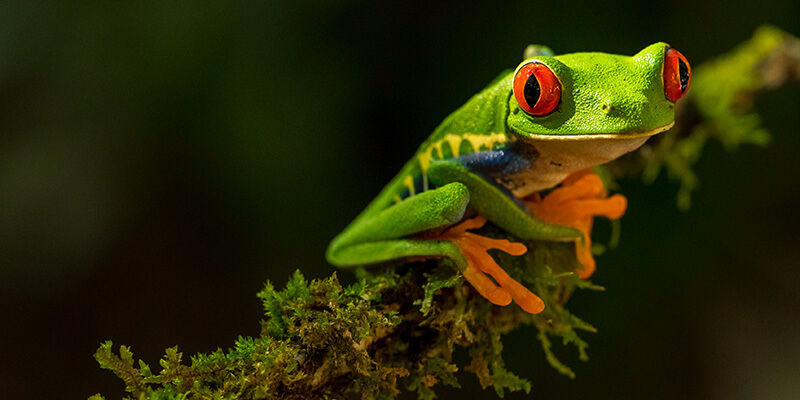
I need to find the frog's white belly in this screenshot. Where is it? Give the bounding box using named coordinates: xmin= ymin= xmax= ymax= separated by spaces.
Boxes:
xmin=504 ymin=122 xmax=673 ymax=197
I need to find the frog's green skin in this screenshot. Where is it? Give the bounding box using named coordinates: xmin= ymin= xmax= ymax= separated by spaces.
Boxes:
xmin=327 ymin=43 xmax=676 ymax=269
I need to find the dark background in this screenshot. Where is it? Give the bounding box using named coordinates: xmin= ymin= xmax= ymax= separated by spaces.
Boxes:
xmin=2 ymin=1 xmax=799 ymax=399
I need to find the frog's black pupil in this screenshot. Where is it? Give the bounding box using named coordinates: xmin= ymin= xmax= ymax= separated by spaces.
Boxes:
xmin=523 ymin=74 xmax=541 ymax=108
xmin=678 ymin=60 xmax=689 ymax=92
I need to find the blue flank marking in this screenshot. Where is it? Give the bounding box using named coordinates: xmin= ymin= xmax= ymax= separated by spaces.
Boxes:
xmin=397 ymin=140 xmax=539 ymax=209
xmin=456 ymin=141 xmax=537 ymax=177
xmin=455 ymin=141 xmax=540 ymax=210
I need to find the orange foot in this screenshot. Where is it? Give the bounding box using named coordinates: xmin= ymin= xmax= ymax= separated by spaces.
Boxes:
xmin=433 ymin=216 xmax=544 ymax=314
xmin=525 ymin=169 xmax=627 ymax=279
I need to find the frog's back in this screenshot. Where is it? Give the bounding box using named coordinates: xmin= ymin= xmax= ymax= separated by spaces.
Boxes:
xmin=359 ymin=73 xmax=516 ymax=218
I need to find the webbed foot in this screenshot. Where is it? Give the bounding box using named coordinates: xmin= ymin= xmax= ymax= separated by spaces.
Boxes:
xmin=525 ymin=169 xmax=627 ymax=279
xmin=432 ymin=216 xmax=545 ymax=314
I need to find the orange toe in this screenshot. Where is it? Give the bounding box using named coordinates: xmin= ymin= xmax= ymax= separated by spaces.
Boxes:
xmin=460 ymin=261 xmax=512 ymax=306
xmin=526 ymin=170 xmax=627 ymax=279
xmin=433 ymin=216 xmax=544 ymax=314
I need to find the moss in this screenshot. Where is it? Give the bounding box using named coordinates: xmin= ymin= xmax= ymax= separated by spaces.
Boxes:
xmin=91 ymin=26 xmax=799 ymax=399
xmin=92 ymin=246 xmax=598 ymax=400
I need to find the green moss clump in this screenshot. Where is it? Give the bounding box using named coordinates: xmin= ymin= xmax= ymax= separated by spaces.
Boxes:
xmin=92 ymin=238 xmax=598 ymax=399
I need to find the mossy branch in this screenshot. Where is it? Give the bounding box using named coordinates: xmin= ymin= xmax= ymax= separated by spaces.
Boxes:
xmin=90 ymin=26 xmax=798 ymax=400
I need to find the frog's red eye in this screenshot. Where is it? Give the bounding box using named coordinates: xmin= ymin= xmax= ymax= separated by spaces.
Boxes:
xmin=663 ymin=47 xmax=691 ymax=102
xmin=513 ymin=62 xmax=561 ymax=116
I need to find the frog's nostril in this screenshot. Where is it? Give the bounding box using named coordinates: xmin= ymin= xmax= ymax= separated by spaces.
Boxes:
xmin=601 ymin=103 xmax=614 ymax=114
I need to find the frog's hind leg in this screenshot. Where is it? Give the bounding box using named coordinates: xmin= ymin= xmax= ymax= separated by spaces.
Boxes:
xmin=326 ymin=181 xmax=544 ymax=314
xmin=329 ymin=226 xmax=543 ymax=314
xmin=326 ymin=182 xmax=471 ymax=266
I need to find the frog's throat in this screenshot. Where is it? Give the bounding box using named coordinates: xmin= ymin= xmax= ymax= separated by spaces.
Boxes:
xmin=509 ymin=122 xmax=674 ymax=197
xmin=524 ymin=121 xmax=674 ymax=141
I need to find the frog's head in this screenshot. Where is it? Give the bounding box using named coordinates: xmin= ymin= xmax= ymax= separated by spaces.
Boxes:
xmin=506 ymin=42 xmax=691 ymax=141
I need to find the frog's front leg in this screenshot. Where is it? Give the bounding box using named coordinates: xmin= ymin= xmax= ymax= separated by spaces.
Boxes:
xmin=426 ymin=160 xmax=582 ymax=241
xmin=428 ymin=161 xmax=627 ymax=280
xmin=326 ymin=182 xmax=546 ymax=314
xmin=524 ymin=169 xmax=627 ymax=278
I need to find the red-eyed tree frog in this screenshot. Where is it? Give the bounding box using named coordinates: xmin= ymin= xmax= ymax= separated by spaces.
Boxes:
xmin=327 ymin=43 xmax=691 ymax=314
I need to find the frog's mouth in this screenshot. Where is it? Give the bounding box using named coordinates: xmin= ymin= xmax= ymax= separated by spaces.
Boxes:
xmin=510 ymin=122 xmax=674 ymax=196
xmin=525 ymin=121 xmax=674 ymax=141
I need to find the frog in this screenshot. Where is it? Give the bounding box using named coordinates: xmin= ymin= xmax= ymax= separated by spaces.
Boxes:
xmin=327 ymin=43 xmax=691 ymax=314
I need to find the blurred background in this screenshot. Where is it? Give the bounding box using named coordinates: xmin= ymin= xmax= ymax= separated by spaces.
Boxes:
xmin=1 ymin=0 xmax=799 ymax=398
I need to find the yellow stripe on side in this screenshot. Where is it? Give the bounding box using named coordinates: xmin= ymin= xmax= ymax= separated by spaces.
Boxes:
xmin=403 ymin=175 xmax=416 ymax=196
xmin=416 ymin=133 xmax=508 ymax=189
xmin=462 ymin=133 xmax=508 ymax=155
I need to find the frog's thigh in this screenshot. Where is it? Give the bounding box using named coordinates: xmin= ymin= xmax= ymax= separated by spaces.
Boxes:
xmin=426 ymin=161 xmax=580 ymax=241
xmin=327 ymin=182 xmax=470 ymax=266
